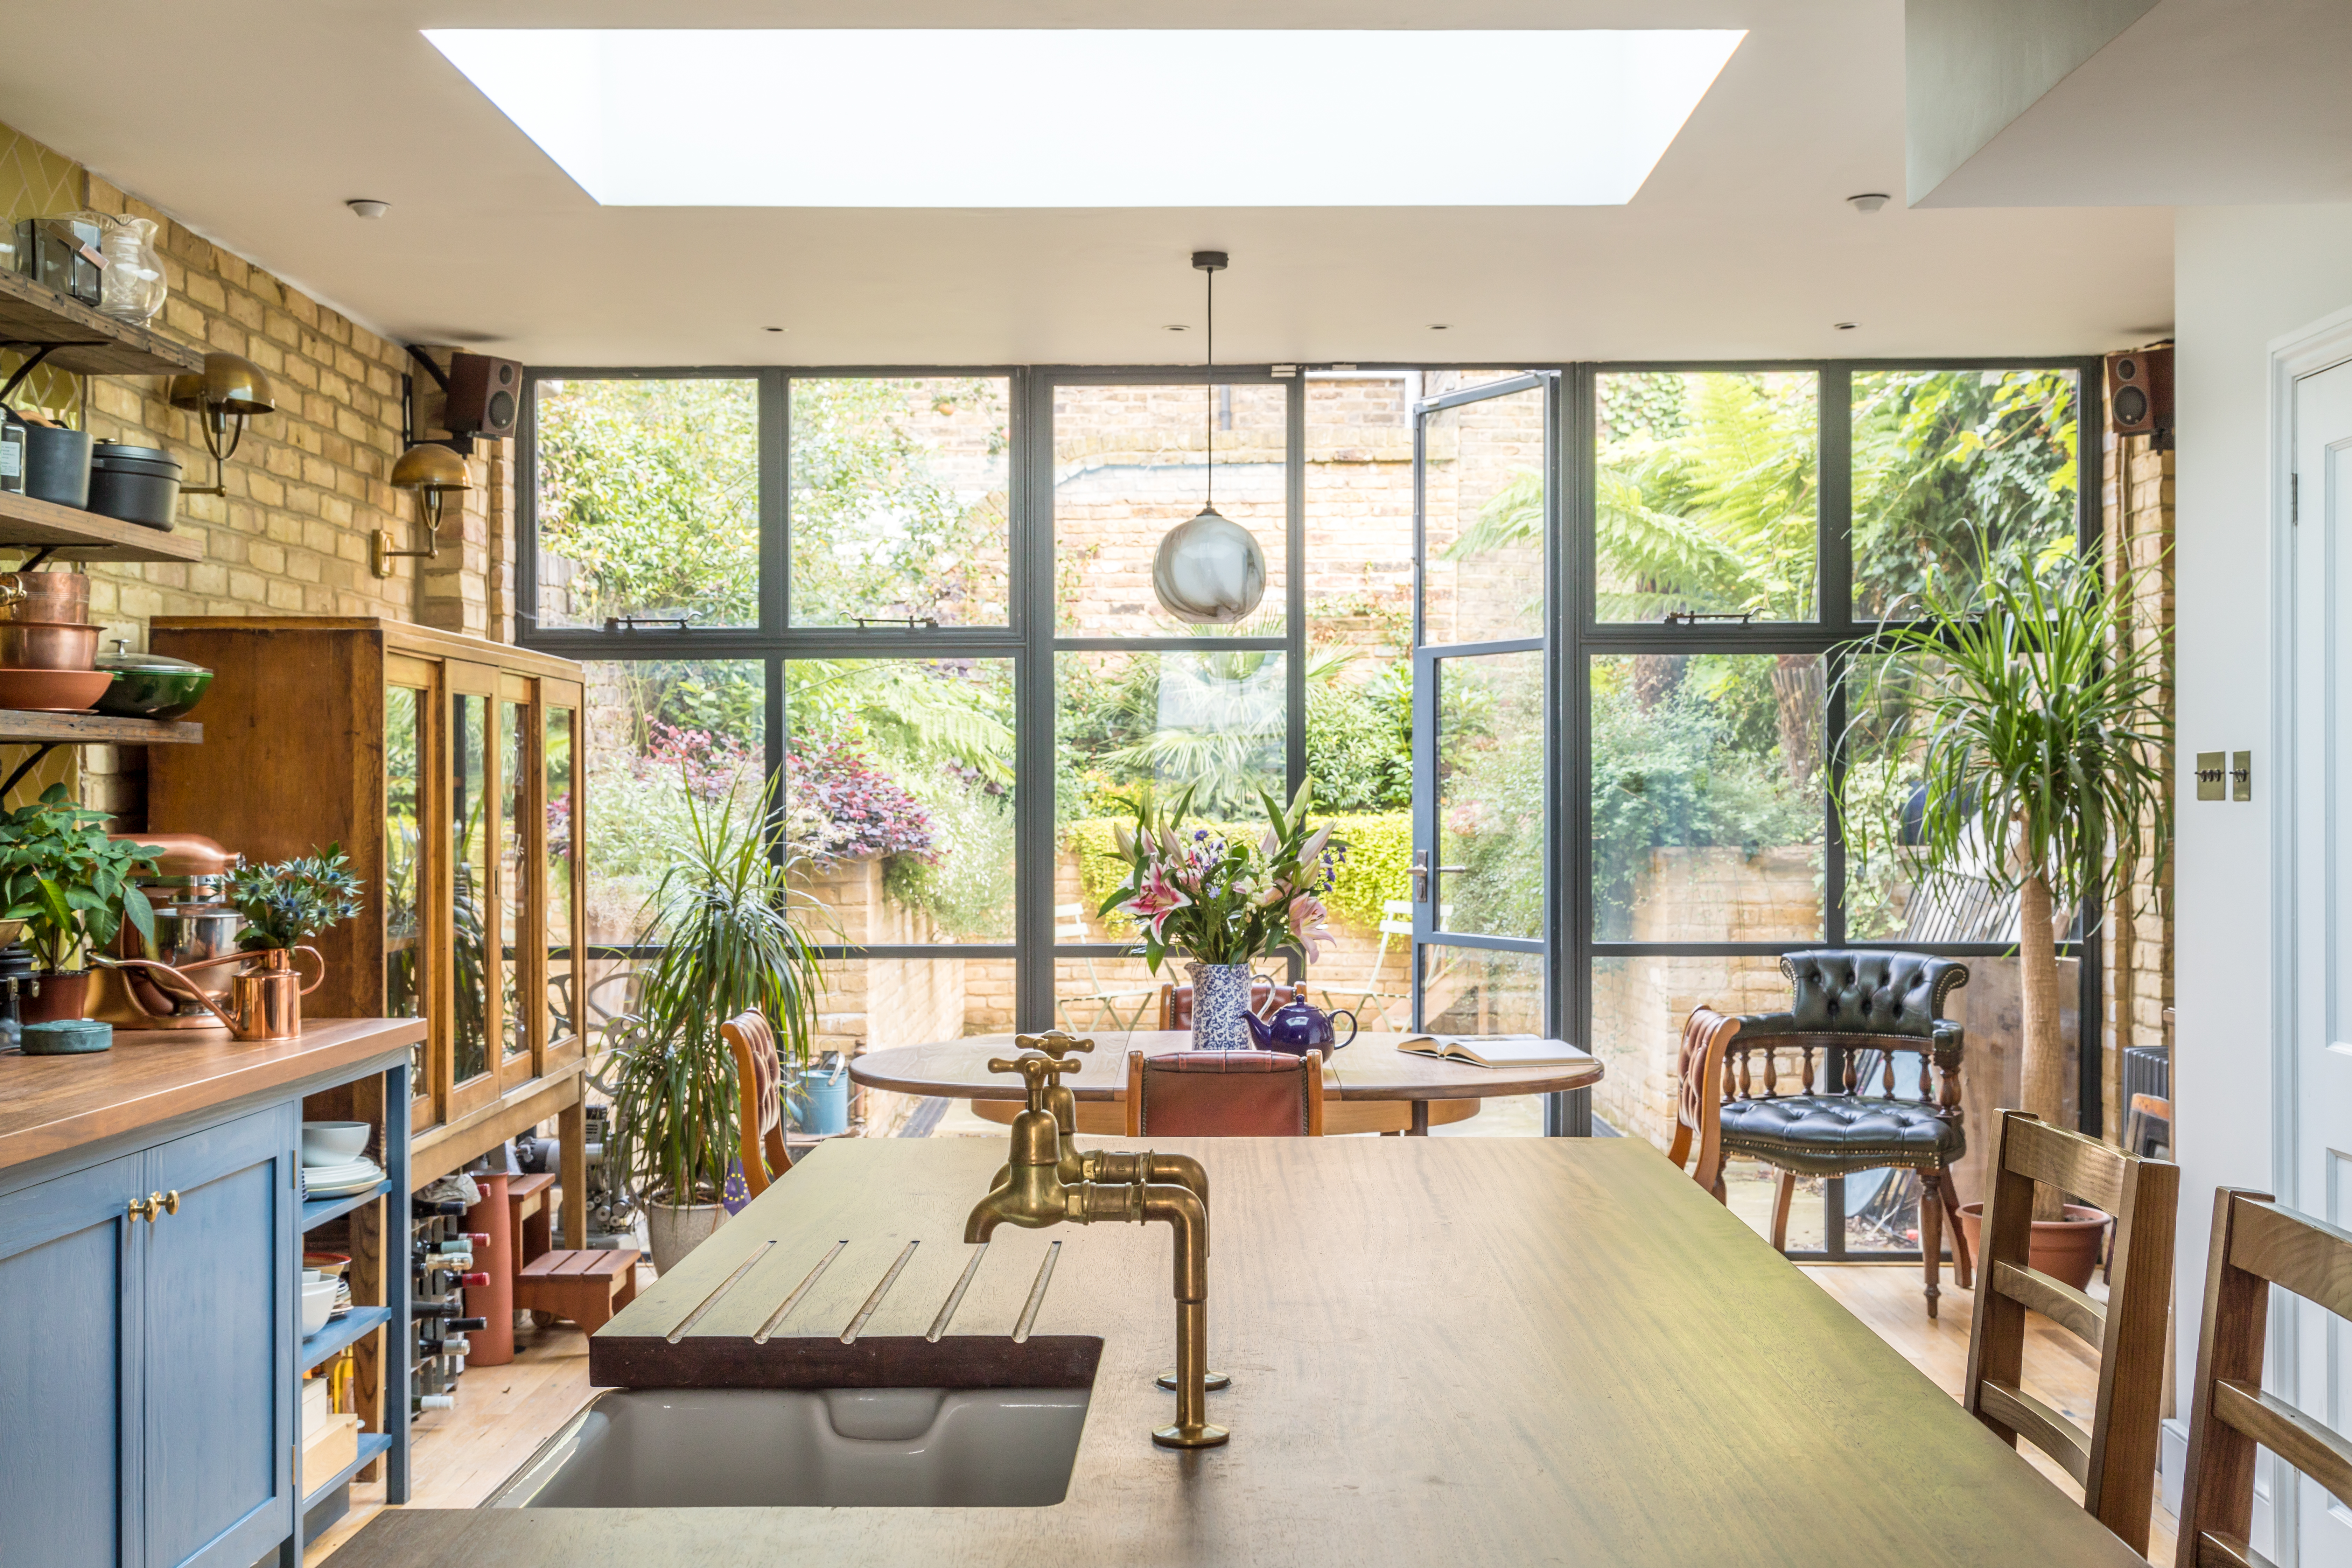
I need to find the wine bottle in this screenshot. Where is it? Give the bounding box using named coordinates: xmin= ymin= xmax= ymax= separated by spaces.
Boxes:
xmin=411 ymin=1197 xmax=467 ymax=1217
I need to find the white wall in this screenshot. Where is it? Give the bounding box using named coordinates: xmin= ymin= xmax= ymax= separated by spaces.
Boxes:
xmin=2171 ymin=202 xmax=2352 ymax=1409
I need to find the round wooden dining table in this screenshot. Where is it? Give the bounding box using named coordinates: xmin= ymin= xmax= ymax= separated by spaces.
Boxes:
xmin=849 ymin=1030 xmax=1603 ymax=1136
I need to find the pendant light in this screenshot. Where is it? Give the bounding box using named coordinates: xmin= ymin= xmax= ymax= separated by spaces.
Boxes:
xmin=1152 ymin=250 xmax=1267 ymax=625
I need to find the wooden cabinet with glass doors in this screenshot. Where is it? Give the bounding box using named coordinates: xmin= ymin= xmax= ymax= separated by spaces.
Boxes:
xmin=146 ymin=619 xmax=590 ymax=1241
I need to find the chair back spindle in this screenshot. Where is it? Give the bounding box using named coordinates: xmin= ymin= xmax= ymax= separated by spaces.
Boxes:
xmin=1962 ymin=1110 xmax=2177 ymax=1556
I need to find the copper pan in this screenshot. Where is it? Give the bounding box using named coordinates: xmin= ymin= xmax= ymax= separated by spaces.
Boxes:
xmin=0 ymin=572 xmax=89 ymax=625
xmin=0 ymin=620 xmax=99 ymax=670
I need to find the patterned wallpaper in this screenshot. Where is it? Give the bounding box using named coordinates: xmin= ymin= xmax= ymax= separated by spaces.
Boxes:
xmin=0 ymin=123 xmax=88 ymax=420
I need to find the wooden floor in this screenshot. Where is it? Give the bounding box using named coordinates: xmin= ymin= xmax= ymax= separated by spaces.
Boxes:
xmin=309 ymin=1249 xmax=2175 ymax=1565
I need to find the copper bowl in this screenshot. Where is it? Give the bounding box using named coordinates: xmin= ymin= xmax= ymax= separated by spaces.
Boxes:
xmin=0 ymin=668 xmax=112 ymax=711
xmin=0 ymin=572 xmax=89 ymax=625
xmin=0 ymin=620 xmax=99 ymax=671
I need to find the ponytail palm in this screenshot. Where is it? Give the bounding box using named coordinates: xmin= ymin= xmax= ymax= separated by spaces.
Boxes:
xmin=1842 ymin=555 xmax=2168 ymax=1214
xmin=608 ymin=773 xmax=827 ymax=1206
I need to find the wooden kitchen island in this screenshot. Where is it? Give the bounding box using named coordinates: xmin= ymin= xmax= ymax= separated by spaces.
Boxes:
xmin=334 ymin=1135 xmax=2144 ymax=1568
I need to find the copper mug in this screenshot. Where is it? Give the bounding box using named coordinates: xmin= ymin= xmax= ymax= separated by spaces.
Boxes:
xmin=102 ymin=945 xmax=324 ymax=1041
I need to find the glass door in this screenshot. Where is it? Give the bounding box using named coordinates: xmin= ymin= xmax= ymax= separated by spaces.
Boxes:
xmin=1410 ymin=373 xmax=1554 ymax=1058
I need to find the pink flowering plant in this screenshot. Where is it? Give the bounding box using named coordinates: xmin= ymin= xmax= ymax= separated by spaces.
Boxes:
xmin=1099 ymin=781 xmax=1340 ymax=970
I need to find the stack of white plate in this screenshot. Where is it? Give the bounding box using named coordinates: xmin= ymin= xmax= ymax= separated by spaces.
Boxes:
xmin=301 ymin=1121 xmax=384 ymax=1199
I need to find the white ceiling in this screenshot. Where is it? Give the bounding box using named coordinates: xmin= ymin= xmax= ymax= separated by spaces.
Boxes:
xmin=1915 ymin=0 xmax=2352 ymax=208
xmin=0 ymin=1 xmax=2174 ymax=368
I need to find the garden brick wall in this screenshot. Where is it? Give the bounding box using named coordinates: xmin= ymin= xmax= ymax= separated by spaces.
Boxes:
xmin=0 ymin=121 xmax=515 ymax=821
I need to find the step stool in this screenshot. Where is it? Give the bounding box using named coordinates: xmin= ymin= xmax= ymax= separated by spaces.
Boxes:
xmin=506 ymin=1172 xmax=557 ymax=1281
xmin=514 ymin=1249 xmax=641 ymax=1335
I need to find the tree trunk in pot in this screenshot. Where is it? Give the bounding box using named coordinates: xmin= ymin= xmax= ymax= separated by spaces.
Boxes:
xmin=2016 ymin=868 xmax=2068 ymax=1221
xmin=645 ymin=1201 xmax=729 ymax=1275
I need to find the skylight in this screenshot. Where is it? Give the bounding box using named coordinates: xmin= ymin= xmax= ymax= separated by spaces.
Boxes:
xmin=424 ymin=29 xmax=1744 ymax=208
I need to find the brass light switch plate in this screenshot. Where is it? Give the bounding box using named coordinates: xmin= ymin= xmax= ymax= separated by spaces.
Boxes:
xmin=2196 ymin=752 xmax=2226 ymax=801
xmin=2233 ymin=750 xmax=2253 ymax=802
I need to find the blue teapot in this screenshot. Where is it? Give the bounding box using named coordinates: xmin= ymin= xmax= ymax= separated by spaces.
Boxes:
xmin=1246 ymin=995 xmax=1357 ymax=1058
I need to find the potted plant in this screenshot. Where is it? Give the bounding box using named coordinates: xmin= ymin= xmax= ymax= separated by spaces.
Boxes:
xmin=1844 ymin=553 xmax=2168 ymax=1282
xmin=608 ymin=775 xmax=825 ymax=1273
xmin=226 ymin=847 xmax=365 ymax=1013
xmin=1098 ymin=781 xmax=1339 ymax=1049
xmin=0 ymin=785 xmax=163 ymax=1022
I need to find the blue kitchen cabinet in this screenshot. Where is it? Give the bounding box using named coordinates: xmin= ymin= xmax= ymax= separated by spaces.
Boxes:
xmin=0 ymin=1102 xmax=295 ymax=1568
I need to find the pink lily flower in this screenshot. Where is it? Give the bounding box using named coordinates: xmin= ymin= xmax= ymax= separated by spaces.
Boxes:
xmin=1287 ymin=892 xmax=1337 ymax=962
xmin=1124 ymin=864 xmax=1192 ymax=938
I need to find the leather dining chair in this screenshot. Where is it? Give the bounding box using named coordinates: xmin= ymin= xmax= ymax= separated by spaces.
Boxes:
xmin=1665 ymin=1006 xmax=1744 ymax=1201
xmin=722 ymin=1009 xmax=793 ymax=1199
xmin=1125 ymin=1048 xmax=1325 ymax=1137
xmin=2176 ymin=1187 xmax=2352 ymax=1568
xmin=1962 ymin=1110 xmax=2177 ymax=1557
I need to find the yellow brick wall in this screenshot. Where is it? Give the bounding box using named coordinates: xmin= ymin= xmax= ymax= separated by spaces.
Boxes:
xmin=0 ymin=120 xmax=513 ymax=819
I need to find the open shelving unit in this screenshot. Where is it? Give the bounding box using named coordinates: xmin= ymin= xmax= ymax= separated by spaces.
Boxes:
xmin=0 ymin=489 xmax=202 ymax=565
xmin=0 ymin=265 xmax=204 ymax=378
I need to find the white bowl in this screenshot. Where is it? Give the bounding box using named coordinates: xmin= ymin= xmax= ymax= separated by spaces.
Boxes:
xmin=301 ymin=1121 xmax=370 ymax=1167
xmin=300 ymin=1278 xmax=337 ymax=1337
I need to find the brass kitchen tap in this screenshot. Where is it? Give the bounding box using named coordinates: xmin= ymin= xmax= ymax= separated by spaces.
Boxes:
xmin=999 ymin=1033 xmax=1212 ymax=1232
xmin=965 ymin=1054 xmax=1226 ymax=1450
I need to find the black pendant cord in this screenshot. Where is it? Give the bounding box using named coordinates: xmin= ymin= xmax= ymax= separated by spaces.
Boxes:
xmin=1204 ymin=264 xmax=1214 ymax=510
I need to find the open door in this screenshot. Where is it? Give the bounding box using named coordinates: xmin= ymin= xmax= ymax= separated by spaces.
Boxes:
xmin=1410 ymin=374 xmax=1555 ymax=1077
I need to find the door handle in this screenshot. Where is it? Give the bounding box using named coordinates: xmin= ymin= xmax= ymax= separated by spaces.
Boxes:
xmin=1411 ymin=850 xmax=1430 ymax=903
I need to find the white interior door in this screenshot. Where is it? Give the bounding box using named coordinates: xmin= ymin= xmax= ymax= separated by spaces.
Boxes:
xmin=2288 ymin=355 xmax=2352 ymax=1567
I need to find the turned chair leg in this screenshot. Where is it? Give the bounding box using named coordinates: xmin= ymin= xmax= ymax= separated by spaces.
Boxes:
xmin=1938 ymin=1169 xmax=1973 ymax=1289
xmin=1919 ymin=1169 xmax=1944 ymax=1319
xmin=1769 ymin=1169 xmax=1797 ymax=1253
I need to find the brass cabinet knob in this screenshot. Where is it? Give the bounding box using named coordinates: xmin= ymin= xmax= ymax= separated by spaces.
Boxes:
xmin=128 ymin=1194 xmax=159 ymax=1223
xmin=159 ymin=1190 xmax=180 ymax=1217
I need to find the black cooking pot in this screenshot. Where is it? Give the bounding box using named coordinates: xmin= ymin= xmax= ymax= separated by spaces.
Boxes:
xmin=86 ymin=441 xmax=182 ymax=531
xmin=22 ymin=423 xmax=90 ymax=509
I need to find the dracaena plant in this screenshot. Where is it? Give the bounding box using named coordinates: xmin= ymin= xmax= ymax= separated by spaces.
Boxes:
xmin=1841 ymin=550 xmax=2169 ymax=1216
xmin=227 ymin=847 xmax=365 ymax=951
xmin=0 ymin=785 xmax=163 ymax=974
xmin=1099 ymin=781 xmax=1340 ymax=971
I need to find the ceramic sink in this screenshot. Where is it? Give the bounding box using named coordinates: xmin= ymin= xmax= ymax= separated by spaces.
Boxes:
xmin=483 ymin=1386 xmax=1092 ymax=1509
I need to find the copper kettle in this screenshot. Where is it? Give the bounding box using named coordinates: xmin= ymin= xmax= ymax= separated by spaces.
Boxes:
xmin=100 ymin=946 xmax=324 ymax=1041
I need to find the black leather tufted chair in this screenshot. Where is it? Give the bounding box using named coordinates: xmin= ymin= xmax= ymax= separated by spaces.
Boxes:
xmin=1709 ymin=950 xmax=1974 ymax=1317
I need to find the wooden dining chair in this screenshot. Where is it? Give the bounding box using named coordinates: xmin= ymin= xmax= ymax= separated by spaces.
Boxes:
xmin=1125 ymin=1048 xmax=1325 ymax=1137
xmin=1156 ymin=979 xmax=1297 ymax=1031
xmin=722 ymin=1009 xmax=793 ymax=1199
xmin=2176 ymin=1188 xmax=2352 ymax=1568
xmin=1664 ymin=1006 xmax=1743 ymax=1202
xmin=1961 ymin=1111 xmax=2177 ymax=1556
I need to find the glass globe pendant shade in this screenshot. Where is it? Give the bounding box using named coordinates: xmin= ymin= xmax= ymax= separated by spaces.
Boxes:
xmin=1152 ymin=505 xmax=1267 ymax=625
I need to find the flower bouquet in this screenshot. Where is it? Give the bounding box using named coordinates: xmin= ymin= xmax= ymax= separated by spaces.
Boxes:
xmin=1097 ymin=782 xmax=1338 ymax=1049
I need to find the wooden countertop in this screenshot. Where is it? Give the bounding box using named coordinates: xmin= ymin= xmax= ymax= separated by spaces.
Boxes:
xmin=853 ymin=1029 xmax=1604 ymax=1102
xmin=335 ymin=1137 xmax=2143 ymax=1568
xmin=0 ymin=1017 xmax=425 ymax=1172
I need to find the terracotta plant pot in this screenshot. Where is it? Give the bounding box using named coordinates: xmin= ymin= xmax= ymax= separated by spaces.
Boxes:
xmin=1957 ymin=1201 xmax=2111 ymax=1291
xmin=644 ymin=1201 xmax=729 ymax=1276
xmin=20 ymin=969 xmax=89 ymax=1024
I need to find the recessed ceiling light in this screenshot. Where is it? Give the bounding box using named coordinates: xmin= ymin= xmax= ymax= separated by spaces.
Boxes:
xmin=1835 ymin=322 xmax=1859 ymax=331
xmin=1847 ymin=193 xmax=1890 ymax=213
xmin=345 ymin=198 xmax=390 ymax=219
xmin=425 ymin=29 xmax=1746 ymax=207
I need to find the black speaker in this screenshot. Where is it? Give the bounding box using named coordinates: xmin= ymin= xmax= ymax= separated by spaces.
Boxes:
xmin=2105 ymin=345 xmax=2173 ymax=444
xmin=443 ymin=352 xmax=523 ymax=438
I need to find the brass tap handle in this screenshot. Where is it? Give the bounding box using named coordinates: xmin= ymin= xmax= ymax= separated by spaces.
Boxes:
xmin=1016 ymin=1030 xmax=1095 ymax=1061
xmin=986 ymin=1052 xmax=1058 ymax=1115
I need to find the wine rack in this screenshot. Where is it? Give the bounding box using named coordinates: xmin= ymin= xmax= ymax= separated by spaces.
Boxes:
xmin=409 ymin=1196 xmax=489 ymax=1414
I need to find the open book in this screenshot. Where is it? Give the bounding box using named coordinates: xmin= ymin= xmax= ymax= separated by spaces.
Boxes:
xmin=1396 ymin=1034 xmax=1585 ymax=1069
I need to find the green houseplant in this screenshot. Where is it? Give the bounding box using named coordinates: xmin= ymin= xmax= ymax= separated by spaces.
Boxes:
xmin=0 ymin=785 xmax=162 ymax=1022
xmin=1844 ymin=553 xmax=2169 ymax=1227
xmin=606 ymin=774 xmax=826 ymax=1272
xmin=227 ymin=847 xmax=365 ymax=951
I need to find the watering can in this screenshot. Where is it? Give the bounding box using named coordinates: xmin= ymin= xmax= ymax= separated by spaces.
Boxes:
xmin=99 ymin=946 xmax=325 ymax=1041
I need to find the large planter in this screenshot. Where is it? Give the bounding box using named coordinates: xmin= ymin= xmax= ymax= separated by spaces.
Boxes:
xmin=1957 ymin=1201 xmax=2110 ymax=1292
xmin=645 ymin=1200 xmax=729 ymax=1275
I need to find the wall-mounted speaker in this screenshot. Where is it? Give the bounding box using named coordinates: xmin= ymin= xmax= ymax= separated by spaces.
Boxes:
xmin=443 ymin=352 xmax=523 ymax=439
xmin=2105 ymin=344 xmax=2173 ymax=445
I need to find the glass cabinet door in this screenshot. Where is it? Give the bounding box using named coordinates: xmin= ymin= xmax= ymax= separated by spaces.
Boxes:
xmin=544 ymin=693 xmax=584 ymax=1068
xmin=384 ymin=679 xmax=434 ymax=1128
xmin=448 ymin=667 xmax=500 ymax=1119
xmin=498 ymin=693 xmax=531 ymax=1073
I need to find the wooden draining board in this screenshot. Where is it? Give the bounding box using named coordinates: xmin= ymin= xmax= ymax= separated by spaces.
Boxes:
xmin=340 ymin=1138 xmax=2148 ymax=1568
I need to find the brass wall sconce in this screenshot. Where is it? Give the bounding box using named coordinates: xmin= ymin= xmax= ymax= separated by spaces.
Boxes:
xmin=167 ymin=352 xmax=275 ymax=497
xmin=372 ymin=443 xmax=472 ymax=578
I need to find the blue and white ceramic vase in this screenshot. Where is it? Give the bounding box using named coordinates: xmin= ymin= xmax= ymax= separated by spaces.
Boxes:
xmin=1186 ymin=960 xmax=1254 ymax=1051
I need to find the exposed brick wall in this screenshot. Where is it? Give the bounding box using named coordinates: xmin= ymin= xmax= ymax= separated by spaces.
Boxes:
xmin=0 ymin=121 xmax=512 ymax=819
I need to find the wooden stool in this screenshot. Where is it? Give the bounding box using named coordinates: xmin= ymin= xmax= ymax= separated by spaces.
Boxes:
xmin=514 ymin=1249 xmax=641 ymax=1335
xmin=506 ymin=1172 xmax=557 ymax=1284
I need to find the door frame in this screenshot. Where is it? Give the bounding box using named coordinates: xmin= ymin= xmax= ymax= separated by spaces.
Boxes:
xmin=2265 ymin=302 xmax=2352 ymax=1567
